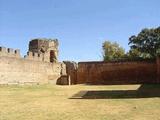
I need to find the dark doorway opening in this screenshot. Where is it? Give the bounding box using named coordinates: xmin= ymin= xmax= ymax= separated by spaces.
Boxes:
xmin=50 ymin=50 xmax=54 ymax=63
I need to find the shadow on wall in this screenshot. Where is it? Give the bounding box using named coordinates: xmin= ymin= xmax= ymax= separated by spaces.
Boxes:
xmin=56 ymin=75 xmax=69 ymax=85
xmin=70 ymin=84 xmax=160 ymax=99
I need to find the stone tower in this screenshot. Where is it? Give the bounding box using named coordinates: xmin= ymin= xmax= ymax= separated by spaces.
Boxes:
xmin=28 ymin=38 xmax=59 ymax=63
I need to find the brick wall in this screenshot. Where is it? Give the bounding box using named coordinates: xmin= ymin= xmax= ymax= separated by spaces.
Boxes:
xmin=77 ymin=60 xmax=157 ymax=85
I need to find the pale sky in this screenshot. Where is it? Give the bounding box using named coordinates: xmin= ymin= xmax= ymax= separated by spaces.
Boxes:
xmin=0 ymin=0 xmax=160 ymax=62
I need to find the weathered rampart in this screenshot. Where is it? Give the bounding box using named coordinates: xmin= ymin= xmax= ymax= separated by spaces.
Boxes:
xmin=157 ymin=56 xmax=160 ymax=82
xmin=75 ymin=59 xmax=159 ymax=85
xmin=0 ymin=47 xmax=20 ymax=58
xmin=0 ymin=46 xmax=65 ymax=85
xmin=0 ymin=45 xmax=159 ymax=85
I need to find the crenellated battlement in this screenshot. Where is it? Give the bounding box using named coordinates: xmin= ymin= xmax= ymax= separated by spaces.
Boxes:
xmin=0 ymin=46 xmax=55 ymax=63
xmin=29 ymin=38 xmax=59 ymax=63
xmin=0 ymin=46 xmax=44 ymax=62
xmin=24 ymin=51 xmax=43 ymax=61
xmin=0 ymin=39 xmax=69 ymax=85
xmin=0 ymin=46 xmax=21 ymax=58
xmin=0 ymin=38 xmax=59 ymax=63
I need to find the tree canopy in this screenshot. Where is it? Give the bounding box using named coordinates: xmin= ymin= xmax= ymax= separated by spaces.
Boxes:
xmin=102 ymin=27 xmax=160 ymax=61
xmin=128 ymin=27 xmax=160 ymax=58
xmin=102 ymin=41 xmax=125 ymax=61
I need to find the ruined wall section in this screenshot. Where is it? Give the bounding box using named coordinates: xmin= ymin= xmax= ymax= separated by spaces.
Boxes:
xmin=29 ymin=39 xmax=59 ymax=63
xmin=63 ymin=61 xmax=78 ymax=84
xmin=77 ymin=61 xmax=157 ymax=85
xmin=0 ymin=56 xmax=63 ymax=85
xmin=0 ymin=45 xmax=66 ymax=85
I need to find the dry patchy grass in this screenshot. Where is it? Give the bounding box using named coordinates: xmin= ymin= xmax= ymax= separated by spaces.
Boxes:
xmin=0 ymin=84 xmax=160 ymax=120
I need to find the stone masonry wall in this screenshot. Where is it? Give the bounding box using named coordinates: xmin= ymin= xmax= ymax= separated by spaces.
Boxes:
xmin=63 ymin=61 xmax=78 ymax=85
xmin=0 ymin=45 xmax=159 ymax=85
xmin=157 ymin=56 xmax=160 ymax=82
xmin=0 ymin=47 xmax=20 ymax=58
xmin=0 ymin=56 xmax=63 ymax=85
xmin=77 ymin=61 xmax=157 ymax=85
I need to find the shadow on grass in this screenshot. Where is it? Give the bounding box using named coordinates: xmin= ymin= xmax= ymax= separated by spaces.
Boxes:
xmin=70 ymin=84 xmax=160 ymax=99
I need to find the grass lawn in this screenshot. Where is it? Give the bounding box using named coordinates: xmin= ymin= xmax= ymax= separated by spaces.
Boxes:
xmin=0 ymin=84 xmax=160 ymax=120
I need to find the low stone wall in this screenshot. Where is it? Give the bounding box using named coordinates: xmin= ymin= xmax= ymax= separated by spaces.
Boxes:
xmin=0 ymin=56 xmax=63 ymax=85
xmin=77 ymin=60 xmax=158 ymax=85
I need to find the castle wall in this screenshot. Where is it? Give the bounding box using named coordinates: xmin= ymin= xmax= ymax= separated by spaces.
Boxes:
xmin=0 ymin=43 xmax=159 ymax=85
xmin=77 ymin=61 xmax=157 ymax=85
xmin=0 ymin=47 xmax=20 ymax=58
xmin=0 ymin=56 xmax=62 ymax=85
xmin=24 ymin=51 xmax=43 ymax=61
xmin=63 ymin=61 xmax=78 ymax=85
xmin=157 ymin=56 xmax=160 ymax=82
xmin=29 ymin=39 xmax=59 ymax=63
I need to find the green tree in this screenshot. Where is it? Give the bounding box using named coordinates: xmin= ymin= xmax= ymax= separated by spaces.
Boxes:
xmin=126 ymin=49 xmax=141 ymax=59
xmin=128 ymin=27 xmax=160 ymax=58
xmin=102 ymin=41 xmax=125 ymax=61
